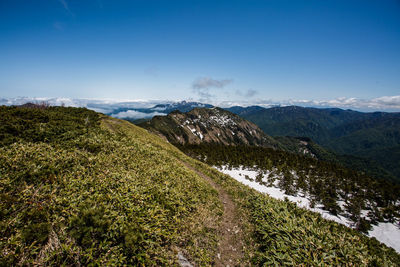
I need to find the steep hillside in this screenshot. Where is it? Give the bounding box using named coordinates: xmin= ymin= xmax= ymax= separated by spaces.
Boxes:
xmin=186 ymin=156 xmax=400 ymax=265
xmin=226 ymin=105 xmax=369 ymax=143
xmin=274 ymin=136 xmax=396 ymax=181
xmin=1 ymin=105 xmax=400 ymax=265
xmin=327 ymin=115 xmax=400 ymax=155
xmin=140 ymin=107 xmax=282 ymax=148
xmin=273 ymin=136 xmax=337 ymax=161
xmin=179 ymin=144 xmax=400 ymax=251
xmin=227 ymin=105 xmax=400 ymax=181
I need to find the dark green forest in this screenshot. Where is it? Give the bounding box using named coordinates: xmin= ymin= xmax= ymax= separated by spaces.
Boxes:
xmin=227 ymin=105 xmax=400 ymax=182
xmin=179 ymin=144 xmax=400 ymax=233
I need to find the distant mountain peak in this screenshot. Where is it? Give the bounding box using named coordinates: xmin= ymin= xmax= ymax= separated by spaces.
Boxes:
xmin=140 ymin=107 xmax=281 ymax=148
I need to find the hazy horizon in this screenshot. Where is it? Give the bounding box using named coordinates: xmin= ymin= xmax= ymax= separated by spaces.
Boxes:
xmin=2 ymin=95 xmax=400 ymax=113
xmin=1 ymin=0 xmax=400 ymax=110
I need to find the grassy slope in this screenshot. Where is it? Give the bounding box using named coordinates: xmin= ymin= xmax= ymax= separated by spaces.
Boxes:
xmin=0 ymin=107 xmax=221 ymax=266
xmin=1 ymin=106 xmax=399 ymax=266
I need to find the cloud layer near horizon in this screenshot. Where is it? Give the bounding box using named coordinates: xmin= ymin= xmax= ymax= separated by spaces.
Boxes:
xmin=1 ymin=95 xmax=400 ymax=112
xmin=218 ymin=95 xmax=400 ymax=111
xmin=111 ymin=110 xmax=166 ymax=120
xmin=287 ymin=95 xmax=400 ymax=111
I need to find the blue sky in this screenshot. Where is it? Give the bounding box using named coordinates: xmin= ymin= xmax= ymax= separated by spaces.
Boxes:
xmin=1 ymin=0 xmax=399 ymax=109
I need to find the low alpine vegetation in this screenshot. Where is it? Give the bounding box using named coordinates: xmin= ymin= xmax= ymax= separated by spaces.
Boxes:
xmin=184 ymin=158 xmax=400 ymax=265
xmin=179 ymin=144 xmax=400 ymax=232
xmin=1 ymin=105 xmax=399 ymax=265
xmin=0 ymin=106 xmax=221 ymax=266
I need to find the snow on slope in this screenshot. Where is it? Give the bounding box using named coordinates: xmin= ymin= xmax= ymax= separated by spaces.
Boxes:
xmin=369 ymin=223 xmax=400 ymax=253
xmin=216 ymin=165 xmax=400 ymax=253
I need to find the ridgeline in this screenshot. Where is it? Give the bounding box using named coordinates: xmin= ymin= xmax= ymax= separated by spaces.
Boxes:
xmin=1 ymin=105 xmax=399 ymax=265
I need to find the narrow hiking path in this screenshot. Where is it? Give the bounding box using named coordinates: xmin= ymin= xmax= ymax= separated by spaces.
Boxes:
xmin=181 ymin=161 xmax=245 ymax=266
xmin=102 ymin=117 xmax=246 ymax=265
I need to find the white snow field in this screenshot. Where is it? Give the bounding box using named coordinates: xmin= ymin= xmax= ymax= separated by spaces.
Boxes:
xmin=216 ymin=165 xmax=400 ymax=253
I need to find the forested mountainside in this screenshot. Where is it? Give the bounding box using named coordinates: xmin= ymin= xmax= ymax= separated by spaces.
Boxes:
xmin=273 ymin=136 xmax=336 ymax=160
xmin=227 ymin=105 xmax=400 ymax=182
xmin=138 ymin=106 xmax=392 ymax=180
xmin=139 ymin=107 xmax=282 ymax=148
xmin=1 ymin=105 xmax=399 ymax=265
xmin=275 ymin=136 xmax=397 ymax=182
xmin=179 ymin=144 xmax=400 ymax=232
xmin=139 ymin=106 xmax=398 ymax=181
xmin=226 ymin=106 xmax=369 ymax=142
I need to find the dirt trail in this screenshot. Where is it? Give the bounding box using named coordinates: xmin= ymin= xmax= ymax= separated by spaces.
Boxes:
xmin=181 ymin=161 xmax=245 ymax=266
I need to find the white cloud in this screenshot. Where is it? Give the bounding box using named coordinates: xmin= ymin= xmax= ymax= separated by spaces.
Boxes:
xmin=151 ymin=106 xmax=167 ymax=111
xmin=217 ymin=95 xmax=400 ymax=111
xmin=192 ymin=77 xmax=233 ymax=101
xmin=111 ymin=110 xmax=166 ymax=120
xmin=192 ymin=77 xmax=233 ymax=89
xmin=0 ymin=97 xmax=162 ymax=112
xmin=371 ymin=95 xmax=400 ymax=107
xmin=2 ymin=96 xmax=400 ymax=112
xmin=297 ymin=96 xmax=400 ymax=111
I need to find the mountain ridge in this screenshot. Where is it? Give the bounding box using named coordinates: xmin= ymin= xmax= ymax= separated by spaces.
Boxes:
xmin=140 ymin=107 xmax=282 ymax=149
xmin=1 ymin=105 xmax=399 ymax=265
xmin=226 ymin=105 xmax=400 ymax=182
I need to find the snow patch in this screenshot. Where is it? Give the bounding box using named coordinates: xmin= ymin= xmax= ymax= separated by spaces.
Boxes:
xmin=209 ymin=114 xmax=236 ymax=127
xmin=369 ymin=223 xmax=400 ymax=253
xmin=216 ymin=165 xmax=400 ymax=253
xmin=187 ymin=126 xmax=203 ymax=140
xmin=217 ymin=166 xmax=352 ymax=227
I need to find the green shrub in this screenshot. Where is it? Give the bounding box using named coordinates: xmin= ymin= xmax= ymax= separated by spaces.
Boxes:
xmin=69 ymin=205 xmax=110 ymax=249
xmin=0 ymin=107 xmax=221 ymax=265
xmin=22 ymin=222 xmax=51 ymax=245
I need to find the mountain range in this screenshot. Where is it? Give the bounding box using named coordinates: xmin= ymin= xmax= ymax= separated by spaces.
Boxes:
xmin=1 ymin=104 xmax=399 ymax=265
xmin=139 ymin=106 xmax=400 ymax=253
xmin=4 ymin=98 xmax=399 ymax=181
xmin=2 ymin=98 xmax=399 ymax=182
xmin=226 ymin=105 xmax=400 ymax=182
xmin=141 ymin=107 xmax=340 ymax=160
xmin=139 ymin=105 xmax=400 ymax=182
